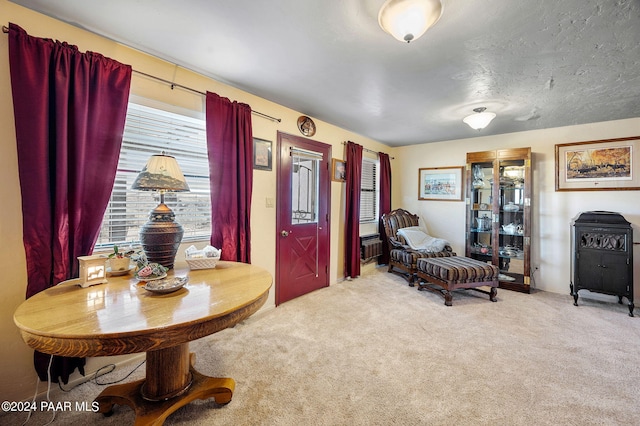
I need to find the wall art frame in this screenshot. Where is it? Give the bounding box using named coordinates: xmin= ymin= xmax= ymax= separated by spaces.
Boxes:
xmin=418 ymin=166 xmax=464 ymax=201
xmin=331 ymin=158 xmax=346 ymax=182
xmin=555 ymin=136 xmax=640 ymax=191
xmin=253 ymin=138 xmax=272 ymax=171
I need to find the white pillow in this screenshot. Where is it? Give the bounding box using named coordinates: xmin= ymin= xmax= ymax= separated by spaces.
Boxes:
xmin=398 ymin=225 xmax=428 ymax=234
xmin=397 ymin=227 xmax=447 ymax=252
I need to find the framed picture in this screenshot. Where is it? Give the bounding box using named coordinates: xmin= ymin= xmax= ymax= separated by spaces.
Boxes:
xmin=555 ymin=136 xmax=640 ymax=191
xmin=253 ymin=138 xmax=272 ymax=171
xmin=418 ymin=166 xmax=464 ymax=201
xmin=332 ymin=158 xmax=346 ymax=182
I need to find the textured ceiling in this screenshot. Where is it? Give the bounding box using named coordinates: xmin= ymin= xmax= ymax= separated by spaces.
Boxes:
xmin=9 ymin=0 xmax=640 ymax=146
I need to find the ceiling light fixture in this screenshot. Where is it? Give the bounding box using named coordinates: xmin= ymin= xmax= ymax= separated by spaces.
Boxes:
xmin=463 ymin=107 xmax=497 ymax=130
xmin=378 ymin=0 xmax=443 ymax=43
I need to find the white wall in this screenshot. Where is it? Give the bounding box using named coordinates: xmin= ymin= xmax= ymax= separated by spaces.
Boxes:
xmin=394 ymin=119 xmax=640 ymax=296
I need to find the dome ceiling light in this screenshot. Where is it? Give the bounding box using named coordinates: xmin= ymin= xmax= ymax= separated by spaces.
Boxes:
xmin=463 ymin=107 xmax=497 ymax=130
xmin=378 ymin=0 xmax=443 ymax=43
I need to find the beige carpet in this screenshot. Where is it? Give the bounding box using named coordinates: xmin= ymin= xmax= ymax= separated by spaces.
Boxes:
xmin=3 ymin=267 xmax=640 ymax=425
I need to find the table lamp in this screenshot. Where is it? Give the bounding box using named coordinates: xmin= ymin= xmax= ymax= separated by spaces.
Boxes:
xmin=78 ymin=255 xmax=108 ymax=288
xmin=132 ymin=152 xmax=190 ymax=269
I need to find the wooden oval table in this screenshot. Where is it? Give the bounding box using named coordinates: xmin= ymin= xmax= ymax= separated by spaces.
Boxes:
xmin=13 ymin=261 xmax=272 ymax=425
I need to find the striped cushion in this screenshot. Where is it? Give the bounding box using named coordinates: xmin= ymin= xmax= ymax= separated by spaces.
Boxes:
xmin=391 ymin=249 xmax=455 ymax=267
xmin=417 ymin=256 xmax=498 ymax=284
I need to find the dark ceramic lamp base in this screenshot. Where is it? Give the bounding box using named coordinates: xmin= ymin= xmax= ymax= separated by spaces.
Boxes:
xmin=140 ymin=203 xmax=183 ymax=269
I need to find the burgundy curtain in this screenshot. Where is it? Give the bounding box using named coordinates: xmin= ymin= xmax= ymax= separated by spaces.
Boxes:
xmin=378 ymin=152 xmax=392 ymax=265
xmin=205 ymin=92 xmax=253 ymax=263
xmin=8 ymin=23 xmax=132 ymax=383
xmin=344 ymin=141 xmax=363 ymax=278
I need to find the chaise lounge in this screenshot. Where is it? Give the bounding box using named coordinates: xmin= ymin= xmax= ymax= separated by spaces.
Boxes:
xmin=416 ymin=256 xmax=499 ymax=306
xmin=381 ymin=208 xmax=455 ymax=285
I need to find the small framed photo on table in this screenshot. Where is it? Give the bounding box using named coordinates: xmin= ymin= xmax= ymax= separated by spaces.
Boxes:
xmin=253 ymin=138 xmax=272 ymax=171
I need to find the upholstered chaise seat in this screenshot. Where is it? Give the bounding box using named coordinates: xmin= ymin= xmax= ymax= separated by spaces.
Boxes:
xmin=416 ymin=256 xmax=498 ymax=306
xmin=381 ymin=208 xmax=455 ymax=285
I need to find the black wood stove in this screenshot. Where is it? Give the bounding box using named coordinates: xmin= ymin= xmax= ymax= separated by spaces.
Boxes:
xmin=571 ymin=211 xmax=634 ymax=316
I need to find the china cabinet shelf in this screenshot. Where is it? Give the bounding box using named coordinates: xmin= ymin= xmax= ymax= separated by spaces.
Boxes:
xmin=465 ymin=148 xmax=532 ymax=293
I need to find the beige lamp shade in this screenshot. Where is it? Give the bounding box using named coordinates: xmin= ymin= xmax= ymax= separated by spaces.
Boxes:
xmin=131 ymin=153 xmax=190 ymax=192
xmin=378 ymin=0 xmax=443 ymax=43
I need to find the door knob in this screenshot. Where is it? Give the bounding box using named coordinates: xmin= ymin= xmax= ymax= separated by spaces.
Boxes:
xmin=281 ymin=230 xmax=289 ymax=237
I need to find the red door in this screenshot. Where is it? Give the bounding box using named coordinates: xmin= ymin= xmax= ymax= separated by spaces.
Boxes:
xmin=276 ymin=132 xmax=331 ymax=305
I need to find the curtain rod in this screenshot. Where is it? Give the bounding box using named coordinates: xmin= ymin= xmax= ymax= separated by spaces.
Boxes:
xmin=342 ymin=141 xmax=394 ymax=159
xmin=2 ymin=25 xmax=281 ymax=123
xmin=132 ymin=70 xmax=281 ymax=122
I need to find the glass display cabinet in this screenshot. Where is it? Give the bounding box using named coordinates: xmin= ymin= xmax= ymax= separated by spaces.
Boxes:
xmin=465 ymin=148 xmax=532 ymax=293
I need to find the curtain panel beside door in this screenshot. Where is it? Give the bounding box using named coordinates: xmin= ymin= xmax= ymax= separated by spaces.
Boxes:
xmin=205 ymin=92 xmax=253 ymax=263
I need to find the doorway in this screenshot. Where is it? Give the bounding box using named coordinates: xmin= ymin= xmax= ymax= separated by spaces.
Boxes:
xmin=275 ymin=132 xmax=331 ymax=305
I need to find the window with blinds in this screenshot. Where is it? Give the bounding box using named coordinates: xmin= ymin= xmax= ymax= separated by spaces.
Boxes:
xmin=360 ymin=158 xmax=378 ymax=222
xmin=95 ymin=103 xmax=211 ymax=248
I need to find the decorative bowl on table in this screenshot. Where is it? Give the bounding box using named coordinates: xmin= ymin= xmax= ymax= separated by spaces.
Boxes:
xmin=134 ymin=263 xmax=168 ymax=281
xmin=143 ymin=276 xmax=189 ymax=294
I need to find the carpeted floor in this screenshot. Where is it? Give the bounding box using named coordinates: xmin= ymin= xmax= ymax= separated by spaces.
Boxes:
xmin=3 ymin=266 xmax=640 ymax=425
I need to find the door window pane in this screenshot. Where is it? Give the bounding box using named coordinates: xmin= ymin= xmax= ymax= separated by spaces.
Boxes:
xmin=291 ymin=155 xmax=319 ymax=224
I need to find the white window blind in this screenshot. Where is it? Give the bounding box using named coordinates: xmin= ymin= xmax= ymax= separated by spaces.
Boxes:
xmin=96 ymin=103 xmax=211 ymax=247
xmin=360 ymin=158 xmax=378 ymax=222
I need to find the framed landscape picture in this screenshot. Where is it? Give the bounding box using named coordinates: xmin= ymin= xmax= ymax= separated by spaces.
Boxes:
xmin=418 ymin=166 xmax=464 ymax=201
xmin=555 ymin=136 xmax=640 ymax=191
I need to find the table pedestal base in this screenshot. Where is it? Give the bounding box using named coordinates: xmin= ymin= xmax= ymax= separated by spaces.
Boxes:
xmin=95 ymin=350 xmax=234 ymax=426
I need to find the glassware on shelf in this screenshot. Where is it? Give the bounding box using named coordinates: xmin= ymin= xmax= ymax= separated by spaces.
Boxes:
xmin=499 ymin=245 xmax=523 ymax=258
xmin=501 ymin=223 xmax=523 ymax=235
xmin=472 ymin=243 xmax=491 ymax=255
xmin=504 ymin=201 xmax=519 ymax=212
xmin=475 ymin=214 xmax=491 ymax=231
xmin=472 ymin=165 xmax=485 ymax=189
